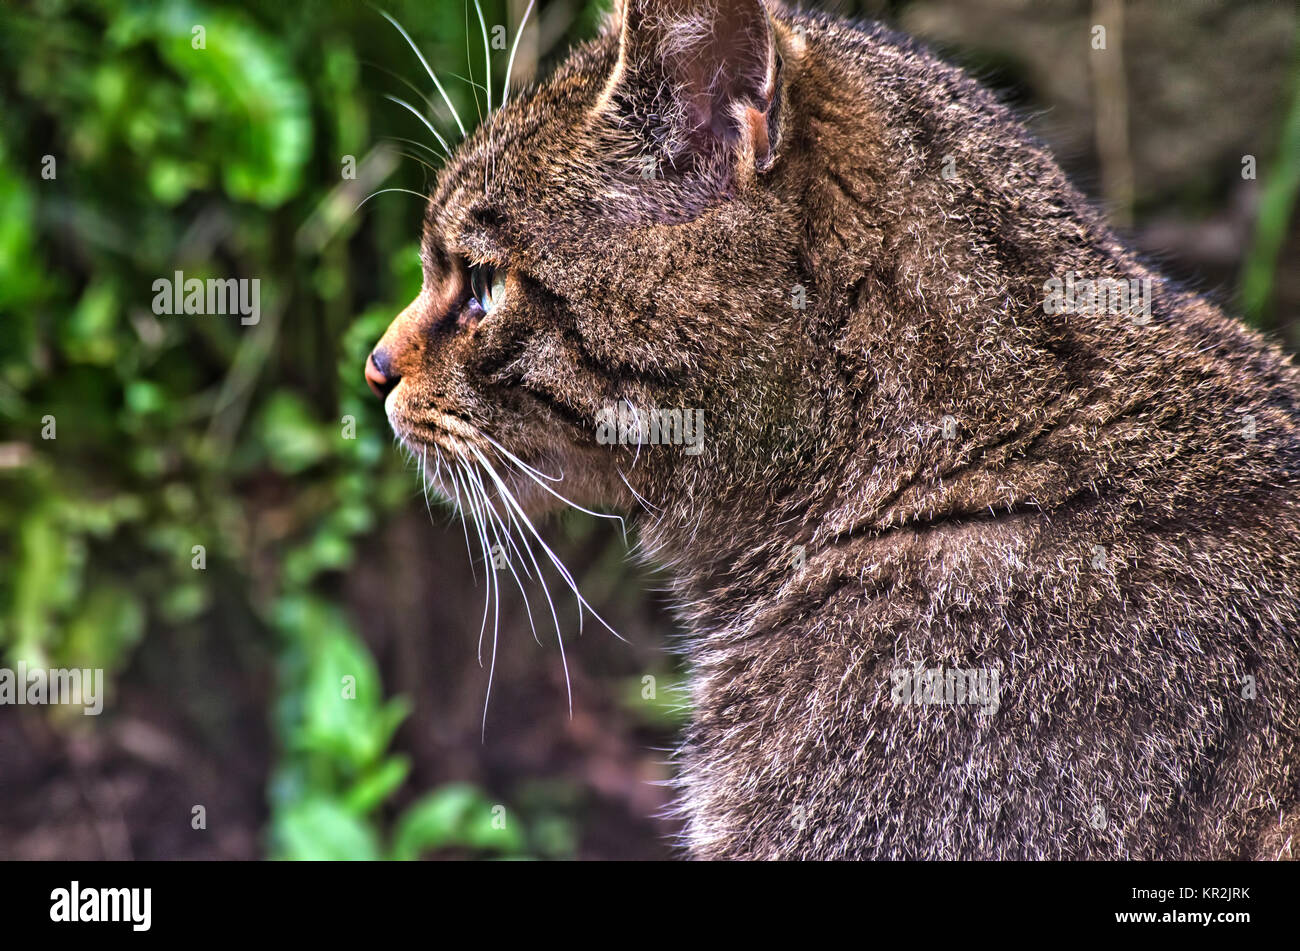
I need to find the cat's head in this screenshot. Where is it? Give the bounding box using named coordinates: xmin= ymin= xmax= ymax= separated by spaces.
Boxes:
xmin=366 ymin=0 xmax=812 ymax=516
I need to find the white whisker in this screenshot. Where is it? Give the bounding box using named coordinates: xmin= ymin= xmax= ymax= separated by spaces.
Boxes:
xmin=468 ymin=457 xmax=568 ymax=699
xmin=352 ymin=187 xmax=429 ymax=214
xmin=388 ymin=144 xmax=441 ymax=175
xmin=502 ymin=0 xmax=536 ymax=106
xmin=473 ymin=465 xmax=502 ymax=740
xmin=409 ymin=420 xmax=628 ymax=724
xmin=471 ymin=450 xmax=576 ymax=713
xmin=383 ymin=95 xmax=453 ymax=159
xmin=387 ymin=136 xmax=443 ymax=163
xmin=448 ymin=466 xmax=478 ymax=583
xmin=474 ymin=0 xmax=493 ymax=115
xmin=479 ymin=430 xmax=561 ymax=481
xmin=471 ymin=444 xmax=626 ymax=644
xmin=480 ymin=432 xmax=627 ymax=542
xmin=619 ymin=467 xmax=662 ymax=514
xmin=459 ymin=461 xmax=496 ymax=667
xmin=503 ymin=520 xmax=566 ymax=699
xmin=379 ymin=9 xmax=467 ymax=138
xmin=473 ymin=0 xmax=496 ymax=195
xmin=464 ymin=2 xmax=483 ymax=124
xmin=464 ymin=464 xmax=540 ymax=646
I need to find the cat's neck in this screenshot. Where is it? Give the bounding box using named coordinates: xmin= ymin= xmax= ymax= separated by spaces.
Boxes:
xmin=629 ymin=367 xmax=1173 ymax=646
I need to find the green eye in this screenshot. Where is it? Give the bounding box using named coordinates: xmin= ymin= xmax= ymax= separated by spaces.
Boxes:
xmin=469 ymin=263 xmax=507 ymax=315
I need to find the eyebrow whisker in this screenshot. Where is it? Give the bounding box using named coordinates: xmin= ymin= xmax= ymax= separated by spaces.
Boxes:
xmin=379 ymin=8 xmax=468 ymax=139
xmin=464 ymin=1 xmax=483 ymax=124
xmin=351 ymin=187 xmax=431 ymax=216
xmin=502 ymin=0 xmax=536 ymax=106
xmin=473 ymin=0 xmax=493 ymax=116
xmin=383 ymin=94 xmax=453 ymax=160
xmin=473 ymin=0 xmax=494 ymax=195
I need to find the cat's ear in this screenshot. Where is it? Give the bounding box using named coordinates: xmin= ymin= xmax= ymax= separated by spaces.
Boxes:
xmin=606 ymin=0 xmax=780 ymax=171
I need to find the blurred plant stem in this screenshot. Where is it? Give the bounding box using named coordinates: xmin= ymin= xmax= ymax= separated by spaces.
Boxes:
xmin=1240 ymin=16 xmax=1300 ymax=335
xmin=1091 ymin=0 xmax=1134 ymax=230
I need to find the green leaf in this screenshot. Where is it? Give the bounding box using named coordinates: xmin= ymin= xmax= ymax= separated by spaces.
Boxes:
xmin=152 ymin=3 xmax=312 ymax=207
xmin=390 ymin=784 xmax=527 ymax=860
xmin=343 ymin=756 xmax=411 ymax=815
xmin=272 ymin=797 xmax=381 ymax=861
xmin=59 ymin=585 xmax=146 ymax=673
xmin=256 ymin=392 xmax=331 ymax=474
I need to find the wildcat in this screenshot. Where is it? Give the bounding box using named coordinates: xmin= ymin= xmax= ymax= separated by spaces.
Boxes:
xmin=365 ymin=0 xmax=1300 ymax=859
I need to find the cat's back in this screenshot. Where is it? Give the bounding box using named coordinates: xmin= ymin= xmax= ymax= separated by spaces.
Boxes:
xmin=684 ymin=6 xmax=1300 ymax=862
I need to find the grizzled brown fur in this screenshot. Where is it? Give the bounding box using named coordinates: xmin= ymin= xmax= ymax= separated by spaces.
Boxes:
xmin=370 ymin=0 xmax=1300 ymax=858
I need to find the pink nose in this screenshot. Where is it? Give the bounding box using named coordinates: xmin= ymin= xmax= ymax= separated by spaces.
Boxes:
xmin=365 ymin=350 xmax=398 ymax=398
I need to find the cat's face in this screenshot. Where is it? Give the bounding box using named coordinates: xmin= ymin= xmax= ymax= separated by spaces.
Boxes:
xmin=368 ymin=0 xmax=802 ymax=515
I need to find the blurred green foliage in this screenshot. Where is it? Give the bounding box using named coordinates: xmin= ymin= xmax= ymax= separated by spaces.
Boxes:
xmin=0 ymin=0 xmax=599 ymax=859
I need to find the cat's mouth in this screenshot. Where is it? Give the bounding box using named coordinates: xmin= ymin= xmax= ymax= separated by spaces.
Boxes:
xmin=390 ymin=404 xmax=486 ymax=459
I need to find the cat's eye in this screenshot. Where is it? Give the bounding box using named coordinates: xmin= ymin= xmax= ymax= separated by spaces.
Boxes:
xmin=469 ymin=263 xmax=507 ymax=316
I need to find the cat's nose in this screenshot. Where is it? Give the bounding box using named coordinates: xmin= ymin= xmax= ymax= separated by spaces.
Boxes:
xmin=365 ymin=348 xmax=399 ymax=399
